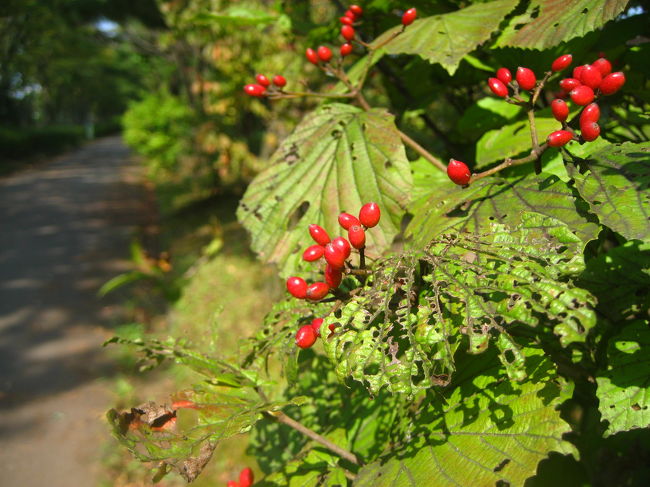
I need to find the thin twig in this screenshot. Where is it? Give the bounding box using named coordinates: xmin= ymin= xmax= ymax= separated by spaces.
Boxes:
xmin=469 ymin=143 xmax=549 ymax=183
xmin=397 ymin=130 xmax=446 ymax=172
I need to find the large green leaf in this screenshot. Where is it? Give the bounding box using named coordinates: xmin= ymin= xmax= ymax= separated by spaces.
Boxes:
xmin=597 ymin=321 xmax=650 ymax=437
xmin=407 ymin=174 xmax=600 ymax=248
xmin=370 ymin=0 xmax=518 ymax=75
xmin=566 ymin=141 xmax=650 ymax=241
xmin=355 ymin=348 xmax=575 ymax=486
xmin=495 ymin=0 xmax=629 ymax=50
xmin=237 ymin=103 xmax=412 ymax=277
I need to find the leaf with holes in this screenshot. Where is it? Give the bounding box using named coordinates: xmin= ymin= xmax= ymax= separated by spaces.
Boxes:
xmin=597 ymin=321 xmax=650 ymax=437
xmin=370 ymin=0 xmax=518 ymax=74
xmin=495 ymin=0 xmax=629 ymax=49
xmin=355 ymin=347 xmax=576 ymax=487
xmin=237 ymin=103 xmax=411 ymax=278
xmin=566 ymin=141 xmax=650 ymax=241
xmin=407 ymin=174 xmax=600 ymax=248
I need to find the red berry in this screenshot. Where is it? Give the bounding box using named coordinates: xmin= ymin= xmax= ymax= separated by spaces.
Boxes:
xmin=344 ymin=9 xmax=356 ymax=20
xmin=286 ymin=277 xmax=308 ymax=299
xmin=496 ymin=67 xmax=512 ymax=84
xmin=338 ymin=212 xmax=360 ymax=229
xmin=579 ymin=64 xmax=602 ymax=90
xmin=488 ymin=77 xmax=508 ymax=97
xmin=547 ymin=130 xmax=574 ymax=147
xmin=317 ymin=46 xmax=332 ymax=62
xmin=359 ymin=202 xmax=381 ymax=227
xmin=551 ymin=99 xmax=569 ymax=122
xmin=592 ymin=57 xmax=612 ymax=77
xmin=516 ymin=67 xmax=536 ymax=91
xmin=580 ymin=102 xmax=600 ymax=125
xmin=551 ymin=54 xmax=573 ymax=72
xmin=599 ymin=72 xmax=625 ymax=95
xmin=273 ymin=75 xmax=287 ymax=87
xmin=340 ymin=43 xmax=353 ymax=57
xmin=311 ymin=318 xmax=324 ymax=336
xmin=402 ymin=8 xmax=417 ymax=26
xmin=349 ymin=5 xmax=363 ymax=16
xmin=341 ymin=25 xmax=355 ymax=41
xmin=570 ymin=85 xmax=595 ymax=106
xmin=573 ymin=65 xmax=584 ymax=80
xmin=303 ymin=244 xmax=325 ymax=262
xmin=580 ymin=121 xmax=600 ymax=142
xmin=306 ymin=48 xmax=319 ymax=65
xmin=325 ymin=265 xmax=343 ymax=288
xmin=239 ymin=468 xmax=254 ymax=487
xmin=340 ymin=16 xmax=353 ymax=25
xmin=559 ymin=78 xmax=581 ymax=92
xmin=306 ymin=282 xmax=330 ymax=301
xmin=255 ymin=74 xmax=270 ymax=87
xmin=324 ymin=243 xmax=346 ymax=269
xmin=332 ymin=236 xmax=351 ymax=259
xmin=244 ymin=84 xmax=266 ymax=97
xmin=447 ymin=159 xmax=471 ymax=186
xmin=227 ymin=481 xmax=239 ymax=487
xmin=309 ymin=224 xmax=330 ymax=245
xmin=295 ymin=325 xmax=318 ymax=348
xmin=348 ymin=225 xmax=366 ymax=249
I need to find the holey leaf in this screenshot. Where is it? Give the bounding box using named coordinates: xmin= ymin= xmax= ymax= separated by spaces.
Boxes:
xmin=495 ymin=0 xmax=629 ymax=50
xmin=566 ymin=141 xmax=650 ymax=241
xmin=237 ymin=103 xmax=412 ymax=278
xmin=355 ymin=348 xmax=575 ymax=487
xmin=370 ymin=0 xmax=518 ymax=74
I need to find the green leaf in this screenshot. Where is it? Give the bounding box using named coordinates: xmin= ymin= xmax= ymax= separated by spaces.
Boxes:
xmin=193 ymin=7 xmax=279 ymax=26
xmin=566 ymin=141 xmax=650 ymax=241
xmin=98 ymin=270 xmax=152 ymax=297
xmin=457 ymin=97 xmax=522 ymax=141
xmin=355 ymin=348 xmax=576 ymax=486
xmin=370 ymin=0 xmax=519 ymax=74
xmin=407 ymin=174 xmax=600 ymax=248
xmin=597 ymin=321 xmax=650 ymax=437
xmin=476 ymin=117 xmax=560 ymax=167
xmin=495 ymin=0 xmax=630 ymax=50
xmin=237 ymin=103 xmax=412 ymax=277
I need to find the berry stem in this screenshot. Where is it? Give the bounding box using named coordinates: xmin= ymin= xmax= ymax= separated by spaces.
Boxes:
xmin=526 ymin=108 xmax=542 ymax=174
xmin=359 ymin=246 xmax=366 ymax=270
xmin=469 ymin=143 xmax=549 ymax=183
xmin=370 ymin=28 xmax=404 ymax=52
xmin=266 ymin=90 xmax=356 ymax=101
xmin=397 ymin=130 xmax=446 ymax=172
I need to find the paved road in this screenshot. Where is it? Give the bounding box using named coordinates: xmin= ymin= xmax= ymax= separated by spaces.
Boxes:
xmin=0 ymin=137 xmax=155 ymax=486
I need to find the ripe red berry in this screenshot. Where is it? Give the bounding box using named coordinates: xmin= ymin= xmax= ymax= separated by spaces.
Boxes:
xmin=306 ymin=282 xmax=330 ymax=301
xmin=349 ymin=5 xmax=363 ymax=16
xmin=402 ymin=8 xmax=417 ymax=26
xmin=579 ymin=64 xmax=602 ymax=90
xmin=344 ymin=9 xmax=356 ymax=20
xmin=324 ymin=243 xmax=346 ymax=269
xmin=309 ymin=224 xmax=330 ymax=245
xmin=447 ymin=159 xmax=471 ymax=186
xmin=340 ymin=16 xmax=354 ymax=25
xmin=296 ymin=325 xmax=318 ymax=348
xmin=303 ymin=244 xmax=325 ymax=262
xmin=317 ymin=46 xmax=333 ymax=62
xmin=551 ymin=54 xmax=573 ymax=72
xmin=570 ymin=85 xmax=595 ymax=106
xmin=306 ymin=48 xmax=319 ymax=65
xmin=240 ymin=468 xmax=254 ymax=487
xmin=559 ymin=78 xmax=581 ymax=92
xmin=580 ymin=121 xmax=600 ymax=142
xmin=580 ymin=103 xmax=600 ymax=125
xmin=273 ymin=75 xmax=287 ymax=87
xmin=516 ymin=67 xmax=536 ymax=91
xmin=573 ymin=65 xmax=584 ymax=80
xmin=496 ymin=67 xmax=512 ymax=84
xmin=547 ymin=130 xmax=574 ymax=147
xmin=338 ymin=212 xmax=360 ymax=229
xmin=488 ymin=77 xmax=508 ymax=97
xmin=244 ymin=84 xmax=266 ymax=97
xmin=332 ymin=236 xmax=351 ymax=259
xmin=341 ymin=25 xmax=355 ymax=41
xmin=255 ymin=74 xmax=270 ymax=87
xmin=286 ymin=276 xmax=307 ymax=299
xmin=599 ymin=72 xmax=625 ymax=95
xmin=592 ymin=57 xmax=612 ymax=77
xmin=359 ymin=202 xmax=381 ymax=227
xmin=551 ymin=99 xmax=569 ymax=122
xmin=325 ymin=265 xmax=343 ymax=288
xmin=340 ymin=43 xmax=353 ymax=57
xmin=311 ymin=318 xmax=324 ymax=336
xmin=348 ymin=225 xmax=366 ymax=249
xmin=227 ymin=481 xmax=239 ymax=487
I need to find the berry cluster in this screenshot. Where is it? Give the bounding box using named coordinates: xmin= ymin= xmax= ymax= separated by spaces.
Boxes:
xmin=226 ymin=467 xmax=254 ymax=487
xmin=243 ymin=73 xmax=287 ymax=98
xmin=286 ymin=202 xmax=381 ymax=348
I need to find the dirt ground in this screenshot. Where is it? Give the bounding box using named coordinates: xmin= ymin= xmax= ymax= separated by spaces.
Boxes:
xmin=0 ymin=137 xmax=156 ymax=486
